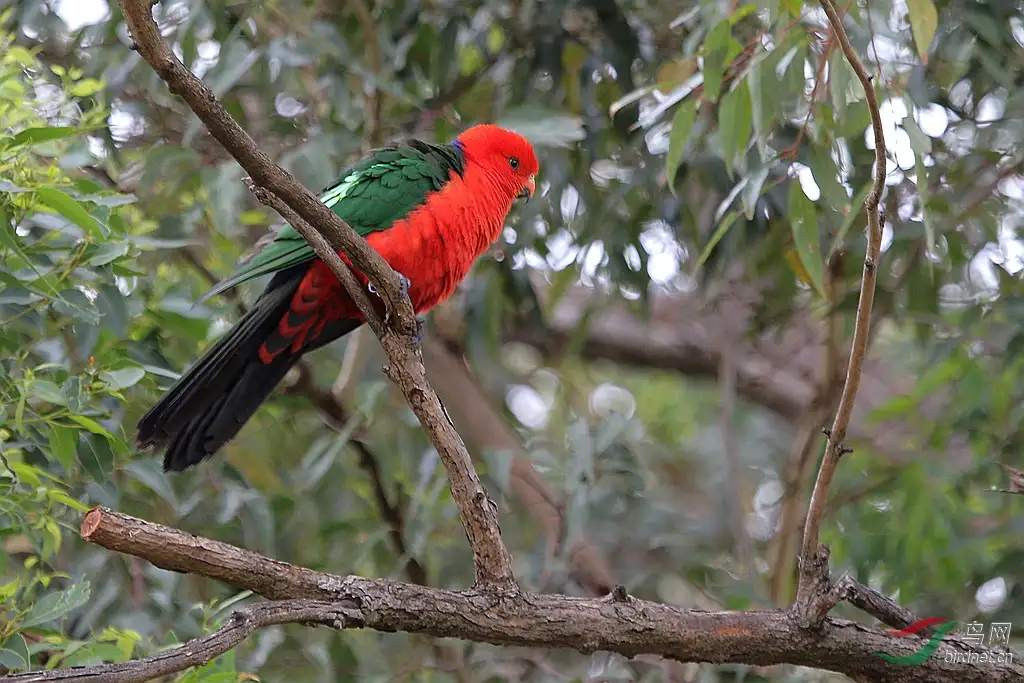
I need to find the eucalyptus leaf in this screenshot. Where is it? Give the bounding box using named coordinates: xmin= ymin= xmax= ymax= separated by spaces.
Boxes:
xmin=666 ymin=100 xmax=698 ymax=196
xmin=787 ymin=180 xmax=826 ymax=298
xmin=100 ymin=366 xmax=146 ymax=390
xmin=702 ymin=21 xmax=731 ymax=102
xmin=35 ymin=188 xmax=107 ymax=238
xmin=21 ymin=582 xmax=91 ymax=629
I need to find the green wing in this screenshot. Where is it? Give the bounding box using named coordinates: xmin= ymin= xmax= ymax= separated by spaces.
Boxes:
xmin=199 ymin=140 xmax=465 ymax=302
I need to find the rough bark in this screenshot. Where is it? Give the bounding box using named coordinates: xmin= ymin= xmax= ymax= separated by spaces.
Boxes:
xmin=5 ymin=509 xmax=1001 ymax=683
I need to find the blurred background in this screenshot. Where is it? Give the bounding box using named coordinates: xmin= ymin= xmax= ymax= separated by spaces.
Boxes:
xmin=1 ymin=0 xmax=1023 ymax=680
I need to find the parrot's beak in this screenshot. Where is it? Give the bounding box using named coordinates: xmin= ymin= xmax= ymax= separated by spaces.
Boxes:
xmin=517 ymin=175 xmax=536 ymax=201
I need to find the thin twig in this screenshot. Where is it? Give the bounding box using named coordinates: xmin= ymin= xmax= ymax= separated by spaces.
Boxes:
xmin=119 ymin=0 xmax=516 ymax=589
xmin=3 ymin=600 xmax=359 ymax=683
xmin=793 ymin=0 xmax=887 ymax=627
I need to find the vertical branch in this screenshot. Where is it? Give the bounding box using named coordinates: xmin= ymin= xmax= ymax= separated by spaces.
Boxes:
xmin=793 ymin=0 xmax=887 ymax=625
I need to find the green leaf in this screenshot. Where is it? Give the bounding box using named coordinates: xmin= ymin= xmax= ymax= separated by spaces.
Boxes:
xmin=69 ymin=415 xmax=115 ymax=440
xmin=965 ymin=11 xmax=1003 ymax=48
xmin=68 ymin=78 xmax=103 ymax=97
xmin=902 ymin=100 xmax=936 ymax=273
xmin=30 ymin=380 xmax=67 ymax=406
xmin=62 ymin=376 xmax=84 ymax=413
xmin=124 ymin=460 xmax=179 ymax=511
xmin=718 ymin=80 xmax=752 ymax=177
xmin=665 ymin=100 xmax=698 ymax=196
xmin=906 ymin=0 xmax=938 ymax=62
xmin=829 ymin=181 xmax=872 ymax=256
xmin=100 ymin=366 xmax=146 ymax=391
xmin=35 ymin=188 xmax=107 ymax=238
xmin=49 ymin=424 xmax=78 ymax=471
xmin=788 ymin=180 xmax=826 ymax=298
xmin=0 ymin=634 xmax=30 ymax=672
xmin=741 ymin=165 xmax=772 ymax=220
xmin=809 ymin=143 xmax=849 ymax=212
xmin=702 ymin=21 xmax=731 ymax=102
xmin=5 ymin=45 xmax=35 ymax=66
xmin=52 ymin=289 xmax=100 ymax=326
xmin=77 ymin=433 xmax=114 ymax=481
xmin=0 ymin=212 xmax=34 ymax=266
xmin=21 ymin=582 xmax=91 ymax=629
xmin=9 ymin=126 xmax=80 ymax=148
xmin=0 ymin=579 xmax=17 ymax=603
xmin=88 ymin=242 xmax=129 ymax=266
xmin=912 ymin=152 xmax=935 ymax=273
xmin=782 ymin=0 xmax=803 ymax=16
xmin=829 ymin=51 xmax=852 ymax=119
xmin=46 ymin=488 xmax=90 ymax=512
xmin=697 ymin=211 xmax=741 ymax=267
xmin=747 ymin=60 xmax=768 ymax=160
xmin=728 ymin=3 xmax=758 ymax=24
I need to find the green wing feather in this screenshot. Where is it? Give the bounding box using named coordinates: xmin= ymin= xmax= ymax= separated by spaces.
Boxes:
xmin=198 ymin=140 xmax=465 ymax=302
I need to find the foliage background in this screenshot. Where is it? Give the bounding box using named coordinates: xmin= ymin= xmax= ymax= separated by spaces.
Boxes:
xmin=1 ymin=0 xmax=1022 ymax=679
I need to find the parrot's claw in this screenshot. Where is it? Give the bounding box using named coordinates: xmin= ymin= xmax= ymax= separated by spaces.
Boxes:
xmin=367 ymin=273 xmax=411 ymax=300
xmin=413 ymin=316 xmax=426 ymax=345
xmin=370 ymin=272 xmax=415 ymax=333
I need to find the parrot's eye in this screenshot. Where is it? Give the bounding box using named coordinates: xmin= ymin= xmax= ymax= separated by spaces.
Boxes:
xmin=509 ymin=157 xmax=520 ymax=170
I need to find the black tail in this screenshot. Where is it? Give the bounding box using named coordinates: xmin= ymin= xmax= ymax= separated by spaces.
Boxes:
xmin=136 ymin=265 xmax=360 ymax=472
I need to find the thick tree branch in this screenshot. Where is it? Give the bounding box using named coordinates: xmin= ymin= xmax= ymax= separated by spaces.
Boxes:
xmin=793 ymin=0 xmax=888 ymax=626
xmin=118 ymin=0 xmax=515 ymax=589
xmin=22 ymin=508 xmax=1014 ymax=683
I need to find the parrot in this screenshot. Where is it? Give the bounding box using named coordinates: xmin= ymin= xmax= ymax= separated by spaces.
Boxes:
xmin=136 ymin=124 xmax=539 ymax=473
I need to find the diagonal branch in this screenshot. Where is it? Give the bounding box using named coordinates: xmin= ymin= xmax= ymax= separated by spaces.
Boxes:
xmin=118 ymin=0 xmax=515 ymax=589
xmin=19 ymin=507 xmax=1013 ymax=683
xmin=3 ymin=600 xmax=360 ymax=683
xmin=793 ymin=0 xmax=888 ymax=626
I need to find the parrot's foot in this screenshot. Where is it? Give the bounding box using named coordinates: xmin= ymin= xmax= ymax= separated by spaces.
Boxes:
xmin=368 ymin=272 xmax=415 ymax=333
xmin=413 ymin=316 xmax=426 ymax=345
xmin=366 ymin=273 xmax=411 ymax=299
